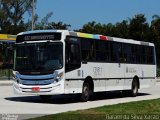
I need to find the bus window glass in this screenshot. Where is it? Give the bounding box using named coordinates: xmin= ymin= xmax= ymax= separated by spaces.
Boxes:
xmin=95 ymin=41 xmax=109 ymax=61
xmin=65 ymin=38 xmax=81 ymax=72
xmin=81 ymin=39 xmax=95 ymax=61
xmin=15 ymin=42 xmax=63 ymax=74
xmin=110 ymin=42 xmax=121 ymax=62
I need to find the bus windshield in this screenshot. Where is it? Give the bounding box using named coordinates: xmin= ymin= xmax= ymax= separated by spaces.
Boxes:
xmin=15 ymin=42 xmax=63 ymax=74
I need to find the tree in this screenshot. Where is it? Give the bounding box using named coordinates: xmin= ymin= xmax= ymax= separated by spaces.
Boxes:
xmin=46 ymin=21 xmax=71 ymax=30
xmin=0 ymin=0 xmax=36 ymax=34
xmin=151 ymin=15 xmax=160 ymax=65
xmin=103 ymin=23 xmax=115 ymax=36
xmin=34 ymin=12 xmax=71 ymax=30
xmin=114 ymin=20 xmax=129 ymax=38
xmin=78 ymin=21 xmax=98 ymax=34
xmin=128 ymin=14 xmax=150 ymax=41
xmin=151 ymin=15 xmax=160 ymax=42
xmin=77 ymin=14 xmax=159 ymax=65
xmin=78 ymin=21 xmax=115 ymax=36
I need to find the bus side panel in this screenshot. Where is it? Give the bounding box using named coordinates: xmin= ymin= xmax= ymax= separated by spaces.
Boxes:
xmin=124 ymin=64 xmax=156 ymax=90
xmin=105 ymin=63 xmax=125 ymax=91
xmin=123 ymin=64 xmax=142 ymax=90
xmin=86 ymin=63 xmax=106 ymax=92
xmin=65 ymin=69 xmax=84 ymax=94
xmin=65 ymin=62 xmax=107 ymax=94
xmin=64 ymin=64 xmax=156 ymax=94
xmin=65 ymin=62 xmax=127 ymax=94
xmin=140 ymin=65 xmax=156 ymax=88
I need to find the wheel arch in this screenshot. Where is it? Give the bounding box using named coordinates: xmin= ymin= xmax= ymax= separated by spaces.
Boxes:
xmin=133 ymin=75 xmax=140 ymax=89
xmin=83 ymin=76 xmax=94 ymax=92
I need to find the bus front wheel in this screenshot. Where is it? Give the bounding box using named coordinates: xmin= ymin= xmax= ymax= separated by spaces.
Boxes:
xmin=81 ymin=82 xmax=91 ymax=102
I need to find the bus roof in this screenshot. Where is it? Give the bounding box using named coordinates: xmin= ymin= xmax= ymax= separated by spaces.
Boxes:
xmin=18 ymin=30 xmax=112 ymax=41
xmin=0 ymin=34 xmax=16 ymax=42
xmin=17 ymin=30 xmax=154 ymax=46
xmin=68 ymin=31 xmax=154 ymax=46
xmin=69 ymin=31 xmax=113 ymax=41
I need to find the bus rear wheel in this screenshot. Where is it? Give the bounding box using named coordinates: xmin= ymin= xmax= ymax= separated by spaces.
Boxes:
xmin=81 ymin=82 xmax=91 ymax=102
xmin=131 ymin=79 xmax=139 ymax=97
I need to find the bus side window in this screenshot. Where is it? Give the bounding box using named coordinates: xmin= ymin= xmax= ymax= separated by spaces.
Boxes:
xmin=110 ymin=42 xmax=122 ymax=62
xmin=65 ymin=41 xmax=81 ymax=72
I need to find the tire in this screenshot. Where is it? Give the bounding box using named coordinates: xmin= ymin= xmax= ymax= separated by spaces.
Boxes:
xmin=40 ymin=95 xmax=52 ymax=102
xmin=81 ymin=82 xmax=91 ymax=102
xmin=131 ymin=79 xmax=139 ymax=97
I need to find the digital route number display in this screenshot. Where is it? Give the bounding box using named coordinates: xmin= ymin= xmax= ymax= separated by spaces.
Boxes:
xmin=16 ymin=32 xmax=61 ymax=43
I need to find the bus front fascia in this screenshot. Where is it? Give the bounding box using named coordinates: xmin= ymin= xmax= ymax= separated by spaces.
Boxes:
xmin=13 ymin=41 xmax=66 ymax=95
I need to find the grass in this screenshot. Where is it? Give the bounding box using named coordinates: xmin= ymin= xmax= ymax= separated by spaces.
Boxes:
xmin=29 ymin=98 xmax=160 ymax=120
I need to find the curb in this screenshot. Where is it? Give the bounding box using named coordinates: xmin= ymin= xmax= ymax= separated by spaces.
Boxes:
xmin=0 ymin=80 xmax=13 ymax=86
xmin=157 ymin=78 xmax=160 ymax=82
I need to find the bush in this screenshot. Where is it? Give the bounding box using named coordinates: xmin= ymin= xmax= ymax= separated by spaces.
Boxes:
xmin=157 ymin=68 xmax=160 ymax=77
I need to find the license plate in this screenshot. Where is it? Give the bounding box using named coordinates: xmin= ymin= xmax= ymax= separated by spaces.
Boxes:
xmin=32 ymin=87 xmax=40 ymax=92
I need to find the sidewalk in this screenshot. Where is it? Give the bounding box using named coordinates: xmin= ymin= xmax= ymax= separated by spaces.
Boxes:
xmin=0 ymin=80 xmax=13 ymax=86
xmin=157 ymin=77 xmax=160 ymax=82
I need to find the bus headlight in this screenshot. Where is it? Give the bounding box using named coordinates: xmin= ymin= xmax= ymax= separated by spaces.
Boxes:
xmin=13 ymin=71 xmax=19 ymax=78
xmin=58 ymin=72 xmax=64 ymax=79
xmin=13 ymin=71 xmax=20 ymax=83
xmin=55 ymin=72 xmax=64 ymax=82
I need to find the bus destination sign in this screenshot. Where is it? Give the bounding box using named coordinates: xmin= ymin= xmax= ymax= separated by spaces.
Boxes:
xmin=16 ymin=32 xmax=61 ymax=43
xmin=24 ymin=35 xmax=55 ymax=41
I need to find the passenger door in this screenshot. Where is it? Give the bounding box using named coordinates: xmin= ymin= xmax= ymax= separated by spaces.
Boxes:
xmin=106 ymin=42 xmax=125 ymax=91
xmin=65 ymin=37 xmax=81 ymax=93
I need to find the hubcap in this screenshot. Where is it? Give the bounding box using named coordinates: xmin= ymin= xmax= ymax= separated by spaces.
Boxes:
xmin=133 ymin=82 xmax=138 ymax=94
xmin=84 ymin=86 xmax=89 ymax=98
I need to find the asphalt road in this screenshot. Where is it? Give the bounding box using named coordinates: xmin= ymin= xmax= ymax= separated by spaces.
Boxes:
xmin=0 ymin=82 xmax=160 ymax=119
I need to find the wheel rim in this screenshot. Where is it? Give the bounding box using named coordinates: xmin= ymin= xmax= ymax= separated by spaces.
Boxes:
xmin=133 ymin=82 xmax=138 ymax=95
xmin=84 ymin=86 xmax=89 ymax=98
xmin=82 ymin=84 xmax=90 ymax=101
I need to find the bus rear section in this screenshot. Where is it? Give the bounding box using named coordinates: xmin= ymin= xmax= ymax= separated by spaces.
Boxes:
xmin=64 ymin=35 xmax=156 ymax=101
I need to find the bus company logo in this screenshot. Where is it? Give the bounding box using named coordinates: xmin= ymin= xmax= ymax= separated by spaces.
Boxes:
xmin=2 ymin=114 xmax=18 ymax=120
xmin=93 ymin=67 xmax=103 ymax=76
xmin=126 ymin=67 xmax=136 ymax=73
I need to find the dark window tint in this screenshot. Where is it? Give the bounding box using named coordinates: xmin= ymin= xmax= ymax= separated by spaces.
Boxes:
xmin=95 ymin=41 xmax=110 ymax=61
xmin=123 ymin=44 xmax=136 ymax=63
xmin=81 ymin=39 xmax=95 ymax=61
xmin=122 ymin=44 xmax=155 ymax=65
xmin=65 ymin=37 xmax=81 ymax=72
xmin=67 ymin=36 xmax=155 ymax=65
xmin=110 ymin=42 xmax=122 ymax=62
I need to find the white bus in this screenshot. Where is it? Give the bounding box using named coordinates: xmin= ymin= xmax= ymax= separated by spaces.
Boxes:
xmin=13 ymin=30 xmax=156 ymax=102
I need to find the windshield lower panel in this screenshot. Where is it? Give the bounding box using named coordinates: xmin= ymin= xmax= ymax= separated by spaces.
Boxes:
xmin=15 ymin=42 xmax=63 ymax=75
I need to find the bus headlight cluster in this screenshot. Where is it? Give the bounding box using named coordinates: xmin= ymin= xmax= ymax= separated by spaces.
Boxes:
xmin=54 ymin=72 xmax=64 ymax=83
xmin=13 ymin=71 xmax=20 ymax=83
xmin=13 ymin=71 xmax=19 ymax=79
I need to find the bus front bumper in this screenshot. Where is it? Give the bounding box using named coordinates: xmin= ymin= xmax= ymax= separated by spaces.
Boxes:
xmin=13 ymin=81 xmax=64 ymax=95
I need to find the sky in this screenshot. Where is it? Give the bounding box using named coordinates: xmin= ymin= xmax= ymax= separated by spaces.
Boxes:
xmin=28 ymin=0 xmax=160 ymax=30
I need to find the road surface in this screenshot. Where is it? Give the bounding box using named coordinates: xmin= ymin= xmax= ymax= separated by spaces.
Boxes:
xmin=0 ymin=82 xmax=160 ymax=119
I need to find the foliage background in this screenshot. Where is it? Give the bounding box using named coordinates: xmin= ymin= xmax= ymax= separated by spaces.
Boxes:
xmin=0 ymin=0 xmax=160 ymax=67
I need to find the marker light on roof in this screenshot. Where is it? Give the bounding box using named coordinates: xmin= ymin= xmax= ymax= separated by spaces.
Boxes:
xmin=100 ymin=35 xmax=108 ymax=40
